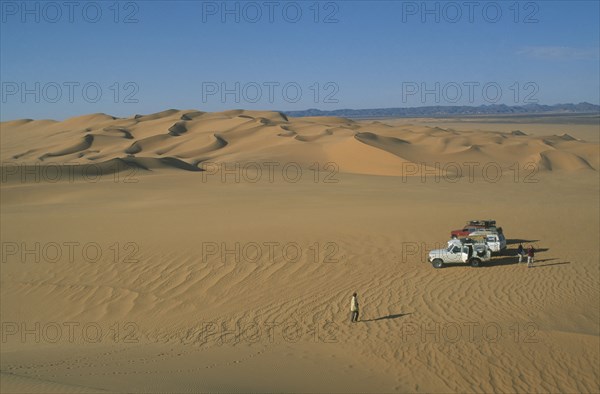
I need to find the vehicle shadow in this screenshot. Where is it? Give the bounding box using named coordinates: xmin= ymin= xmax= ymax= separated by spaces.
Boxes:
xmin=484 ymin=248 xmax=551 ymax=267
xmin=502 ymin=248 xmax=549 ymax=256
xmin=482 ymin=255 xmax=522 ymax=267
xmin=506 ymin=239 xmax=539 ymax=245
xmin=362 ymin=312 xmax=412 ymax=322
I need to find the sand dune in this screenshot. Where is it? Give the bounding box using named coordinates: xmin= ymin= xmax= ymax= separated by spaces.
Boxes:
xmin=2 ymin=110 xmax=597 ymax=176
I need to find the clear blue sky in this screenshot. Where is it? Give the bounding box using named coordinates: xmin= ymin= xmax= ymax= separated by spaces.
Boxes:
xmin=1 ymin=0 xmax=599 ymax=120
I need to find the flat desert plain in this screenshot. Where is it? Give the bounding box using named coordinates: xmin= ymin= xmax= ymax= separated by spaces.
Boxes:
xmin=1 ymin=110 xmax=599 ymax=393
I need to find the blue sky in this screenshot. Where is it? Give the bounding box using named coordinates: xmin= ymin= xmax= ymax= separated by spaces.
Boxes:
xmin=1 ymin=0 xmax=599 ymax=120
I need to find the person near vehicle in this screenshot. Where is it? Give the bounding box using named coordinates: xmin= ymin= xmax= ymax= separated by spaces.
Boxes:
xmin=527 ymin=246 xmax=535 ymax=267
xmin=350 ymin=292 xmax=359 ymax=323
xmin=517 ymin=243 xmax=524 ymax=263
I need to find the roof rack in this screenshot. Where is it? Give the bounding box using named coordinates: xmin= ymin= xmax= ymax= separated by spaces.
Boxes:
xmin=466 ymin=220 xmax=496 ymax=227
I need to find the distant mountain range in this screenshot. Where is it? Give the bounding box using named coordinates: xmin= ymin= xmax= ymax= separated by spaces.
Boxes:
xmin=284 ymin=103 xmax=600 ymax=118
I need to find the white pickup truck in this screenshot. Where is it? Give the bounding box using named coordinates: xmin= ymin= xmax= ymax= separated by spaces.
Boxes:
xmin=428 ymin=240 xmax=492 ymax=268
xmin=468 ymin=230 xmax=507 ymax=253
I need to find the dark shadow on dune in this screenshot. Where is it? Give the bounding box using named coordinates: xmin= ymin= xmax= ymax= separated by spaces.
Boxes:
xmin=103 ymin=126 xmax=134 ymax=139
xmin=168 ymin=121 xmax=188 ymax=136
xmin=362 ymin=313 xmax=412 ymax=322
xmin=39 ymin=134 xmax=94 ymax=160
xmin=294 ymin=129 xmax=333 ymax=142
xmin=175 ymin=134 xmax=228 ymax=160
xmin=158 ymin=157 xmax=202 ymax=171
xmin=278 ymin=111 xmax=289 ymax=122
xmin=1 ymin=158 xmax=150 ymax=183
xmin=125 ymin=141 xmax=143 ymax=154
xmin=133 ymin=109 xmax=180 ymax=122
xmin=12 ymin=148 xmax=39 ymax=160
xmin=181 ymin=111 xmax=205 ymax=121
xmin=119 ymin=156 xmax=202 ymax=172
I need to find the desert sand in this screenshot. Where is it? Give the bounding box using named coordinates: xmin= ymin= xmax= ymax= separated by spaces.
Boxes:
xmin=1 ymin=110 xmax=599 ymax=393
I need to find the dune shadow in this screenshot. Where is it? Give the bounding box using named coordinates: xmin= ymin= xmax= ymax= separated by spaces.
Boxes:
xmin=362 ymin=313 xmax=412 ymax=322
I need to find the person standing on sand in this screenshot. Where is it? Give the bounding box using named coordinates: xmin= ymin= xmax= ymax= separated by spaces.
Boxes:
xmin=350 ymin=292 xmax=359 ymax=323
xmin=517 ymin=243 xmax=524 ymax=263
xmin=527 ymin=246 xmax=535 ymax=267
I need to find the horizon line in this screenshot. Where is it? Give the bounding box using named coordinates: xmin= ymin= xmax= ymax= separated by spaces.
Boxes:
xmin=1 ymin=102 xmax=599 ymax=123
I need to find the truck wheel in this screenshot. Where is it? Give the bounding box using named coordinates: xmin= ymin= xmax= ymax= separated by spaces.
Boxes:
xmin=432 ymin=259 xmax=444 ymax=269
xmin=470 ymin=258 xmax=481 ymax=267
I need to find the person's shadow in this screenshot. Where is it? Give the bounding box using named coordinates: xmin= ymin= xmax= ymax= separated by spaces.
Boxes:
xmin=531 ymin=261 xmax=571 ymax=268
xmin=362 ymin=312 xmax=412 ymax=322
